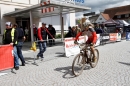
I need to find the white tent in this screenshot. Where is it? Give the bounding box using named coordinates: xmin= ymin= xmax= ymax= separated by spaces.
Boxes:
xmin=119 ymin=20 xmax=130 ymax=26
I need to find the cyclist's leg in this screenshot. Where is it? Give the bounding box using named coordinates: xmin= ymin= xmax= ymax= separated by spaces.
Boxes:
xmin=86 ymin=38 xmax=91 ymax=63
xmin=90 ymin=44 xmax=97 ymax=62
xmin=87 ymin=37 xmax=96 ymax=62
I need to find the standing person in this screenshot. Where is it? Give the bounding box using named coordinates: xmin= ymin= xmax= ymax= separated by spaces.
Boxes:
xmin=48 ymin=24 xmax=56 ymax=46
xmin=65 ymin=26 xmax=76 ymax=38
xmin=75 ymin=25 xmax=81 ymax=35
xmin=14 ymin=25 xmax=26 ymax=66
xmin=33 ymin=24 xmax=37 ymax=41
xmin=71 ymin=26 xmax=76 ymax=37
xmin=51 ymin=25 xmax=56 ymax=45
xmin=25 ymin=27 xmax=29 ymax=41
xmin=3 ymin=22 xmax=19 ymax=70
xmin=37 ymin=23 xmax=54 ymax=61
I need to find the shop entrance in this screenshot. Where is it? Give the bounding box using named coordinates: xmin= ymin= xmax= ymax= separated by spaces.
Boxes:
xmin=16 ymin=18 xmax=31 ymax=41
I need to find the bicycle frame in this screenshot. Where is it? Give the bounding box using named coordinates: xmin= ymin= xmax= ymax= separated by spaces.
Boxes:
xmin=79 ymin=43 xmax=91 ymax=64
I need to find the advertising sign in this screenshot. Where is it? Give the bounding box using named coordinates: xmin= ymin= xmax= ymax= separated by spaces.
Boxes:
xmin=116 ymin=33 xmax=121 ymax=41
xmin=64 ymin=36 xmax=85 ymax=57
xmin=109 ymin=33 xmax=117 ymax=41
xmin=0 ymin=45 xmax=14 ymax=71
xmin=126 ymin=32 xmax=130 ymax=41
xmin=95 ymin=34 xmax=100 ymax=46
xmin=100 ymin=33 xmax=110 ymax=42
xmin=100 ymin=33 xmax=110 ymax=44
xmin=50 ymin=0 xmax=85 ymax=5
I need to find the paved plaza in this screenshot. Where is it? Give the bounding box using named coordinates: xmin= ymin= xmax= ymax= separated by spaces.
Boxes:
xmin=0 ymin=40 xmax=130 ymax=86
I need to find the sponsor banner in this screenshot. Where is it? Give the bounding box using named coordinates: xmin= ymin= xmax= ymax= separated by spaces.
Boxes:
xmin=100 ymin=33 xmax=110 ymax=42
xmin=116 ymin=33 xmax=121 ymax=41
xmin=95 ymin=34 xmax=100 ymax=46
xmin=64 ymin=36 xmax=86 ymax=57
xmin=109 ymin=33 xmax=117 ymax=41
xmin=126 ymin=32 xmax=130 ymax=41
xmin=0 ymin=45 xmax=14 ymax=71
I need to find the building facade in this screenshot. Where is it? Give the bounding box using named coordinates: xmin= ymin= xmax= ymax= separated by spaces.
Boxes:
xmin=104 ymin=5 xmax=130 ymax=23
xmin=95 ymin=13 xmax=110 ymax=24
xmin=0 ymin=0 xmax=77 ymax=42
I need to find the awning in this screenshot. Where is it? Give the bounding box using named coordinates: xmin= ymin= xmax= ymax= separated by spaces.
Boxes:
xmin=3 ymin=0 xmax=91 ymax=43
xmin=103 ymin=19 xmax=118 ymax=25
xmin=4 ymin=0 xmax=91 ymax=18
xmin=118 ymin=20 xmax=130 ymax=26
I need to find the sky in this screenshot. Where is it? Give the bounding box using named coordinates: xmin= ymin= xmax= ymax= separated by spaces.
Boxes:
xmin=75 ymin=0 xmax=130 ymax=18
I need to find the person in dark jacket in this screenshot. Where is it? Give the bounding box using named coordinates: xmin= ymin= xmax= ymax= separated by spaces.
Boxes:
xmin=37 ymin=23 xmax=54 ymax=61
xmin=15 ymin=25 xmax=26 ymax=66
xmin=48 ymin=24 xmax=56 ymax=46
xmin=3 ymin=22 xmax=19 ymax=70
xmin=65 ymin=26 xmax=76 ymax=38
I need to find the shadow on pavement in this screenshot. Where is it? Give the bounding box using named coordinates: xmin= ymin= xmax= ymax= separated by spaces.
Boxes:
xmin=118 ymin=62 xmax=130 ymax=66
xmin=24 ymin=57 xmax=34 ymax=60
xmin=55 ymin=52 xmax=66 ymax=57
xmin=54 ymin=65 xmax=91 ymax=79
xmin=24 ymin=57 xmax=36 ymax=63
xmin=54 ymin=66 xmax=75 ymax=79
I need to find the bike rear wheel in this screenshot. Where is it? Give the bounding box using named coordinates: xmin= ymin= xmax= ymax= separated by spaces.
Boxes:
xmin=90 ymin=49 xmax=99 ymax=68
xmin=72 ymin=53 xmax=85 ymax=76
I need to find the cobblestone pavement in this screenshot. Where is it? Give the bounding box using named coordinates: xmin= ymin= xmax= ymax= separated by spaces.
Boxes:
xmin=0 ymin=41 xmax=130 ymax=86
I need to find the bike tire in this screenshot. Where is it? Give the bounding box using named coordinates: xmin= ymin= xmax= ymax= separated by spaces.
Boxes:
xmin=72 ymin=53 xmax=85 ymax=76
xmin=90 ymin=49 xmax=99 ymax=68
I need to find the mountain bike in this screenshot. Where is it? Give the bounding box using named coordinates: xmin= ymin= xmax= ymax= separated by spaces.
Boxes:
xmin=72 ymin=43 xmax=99 ymax=76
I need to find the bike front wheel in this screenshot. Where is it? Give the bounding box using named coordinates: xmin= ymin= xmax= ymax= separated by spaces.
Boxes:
xmin=72 ymin=53 xmax=85 ymax=76
xmin=90 ymin=49 xmax=99 ymax=68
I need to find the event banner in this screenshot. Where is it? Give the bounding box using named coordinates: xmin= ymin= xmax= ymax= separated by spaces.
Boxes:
xmin=95 ymin=34 xmax=100 ymax=46
xmin=0 ymin=45 xmax=14 ymax=71
xmin=109 ymin=33 xmax=117 ymax=41
xmin=100 ymin=33 xmax=110 ymax=42
xmin=64 ymin=36 xmax=86 ymax=57
xmin=116 ymin=33 xmax=121 ymax=41
xmin=126 ymin=32 xmax=130 ymax=41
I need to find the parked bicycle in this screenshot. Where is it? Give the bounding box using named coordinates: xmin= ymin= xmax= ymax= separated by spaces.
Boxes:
xmin=72 ymin=42 xmax=99 ymax=76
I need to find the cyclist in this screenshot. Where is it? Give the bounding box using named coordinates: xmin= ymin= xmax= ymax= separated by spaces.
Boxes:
xmin=74 ymin=23 xmax=97 ymax=62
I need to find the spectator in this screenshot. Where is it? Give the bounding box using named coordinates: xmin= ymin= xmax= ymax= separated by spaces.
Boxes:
xmin=25 ymin=27 xmax=29 ymax=41
xmin=101 ymin=24 xmax=107 ymax=33
xmin=14 ymin=25 xmax=26 ymax=66
xmin=65 ymin=26 xmax=76 ymax=38
xmin=51 ymin=25 xmax=56 ymax=45
xmin=75 ymin=25 xmax=81 ymax=35
xmin=48 ymin=24 xmax=56 ymax=46
xmin=96 ymin=28 xmax=103 ymax=34
xmin=33 ymin=24 xmax=38 ymax=41
xmin=37 ymin=23 xmax=54 ymax=61
xmin=3 ymin=22 xmax=19 ymax=70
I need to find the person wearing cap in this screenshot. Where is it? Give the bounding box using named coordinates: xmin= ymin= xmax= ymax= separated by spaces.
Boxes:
xmin=3 ymin=22 xmax=19 ymax=70
xmin=74 ymin=23 xmax=97 ymax=63
xmin=37 ymin=23 xmax=54 ymax=61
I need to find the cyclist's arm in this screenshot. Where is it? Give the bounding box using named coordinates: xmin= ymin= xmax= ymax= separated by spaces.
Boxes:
xmin=92 ymin=32 xmax=97 ymax=44
xmin=89 ymin=28 xmax=97 ymax=44
xmin=75 ymin=32 xmax=82 ymax=41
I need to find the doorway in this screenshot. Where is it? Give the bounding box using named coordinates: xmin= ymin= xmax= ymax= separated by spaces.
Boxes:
xmin=16 ymin=18 xmax=31 ymax=41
